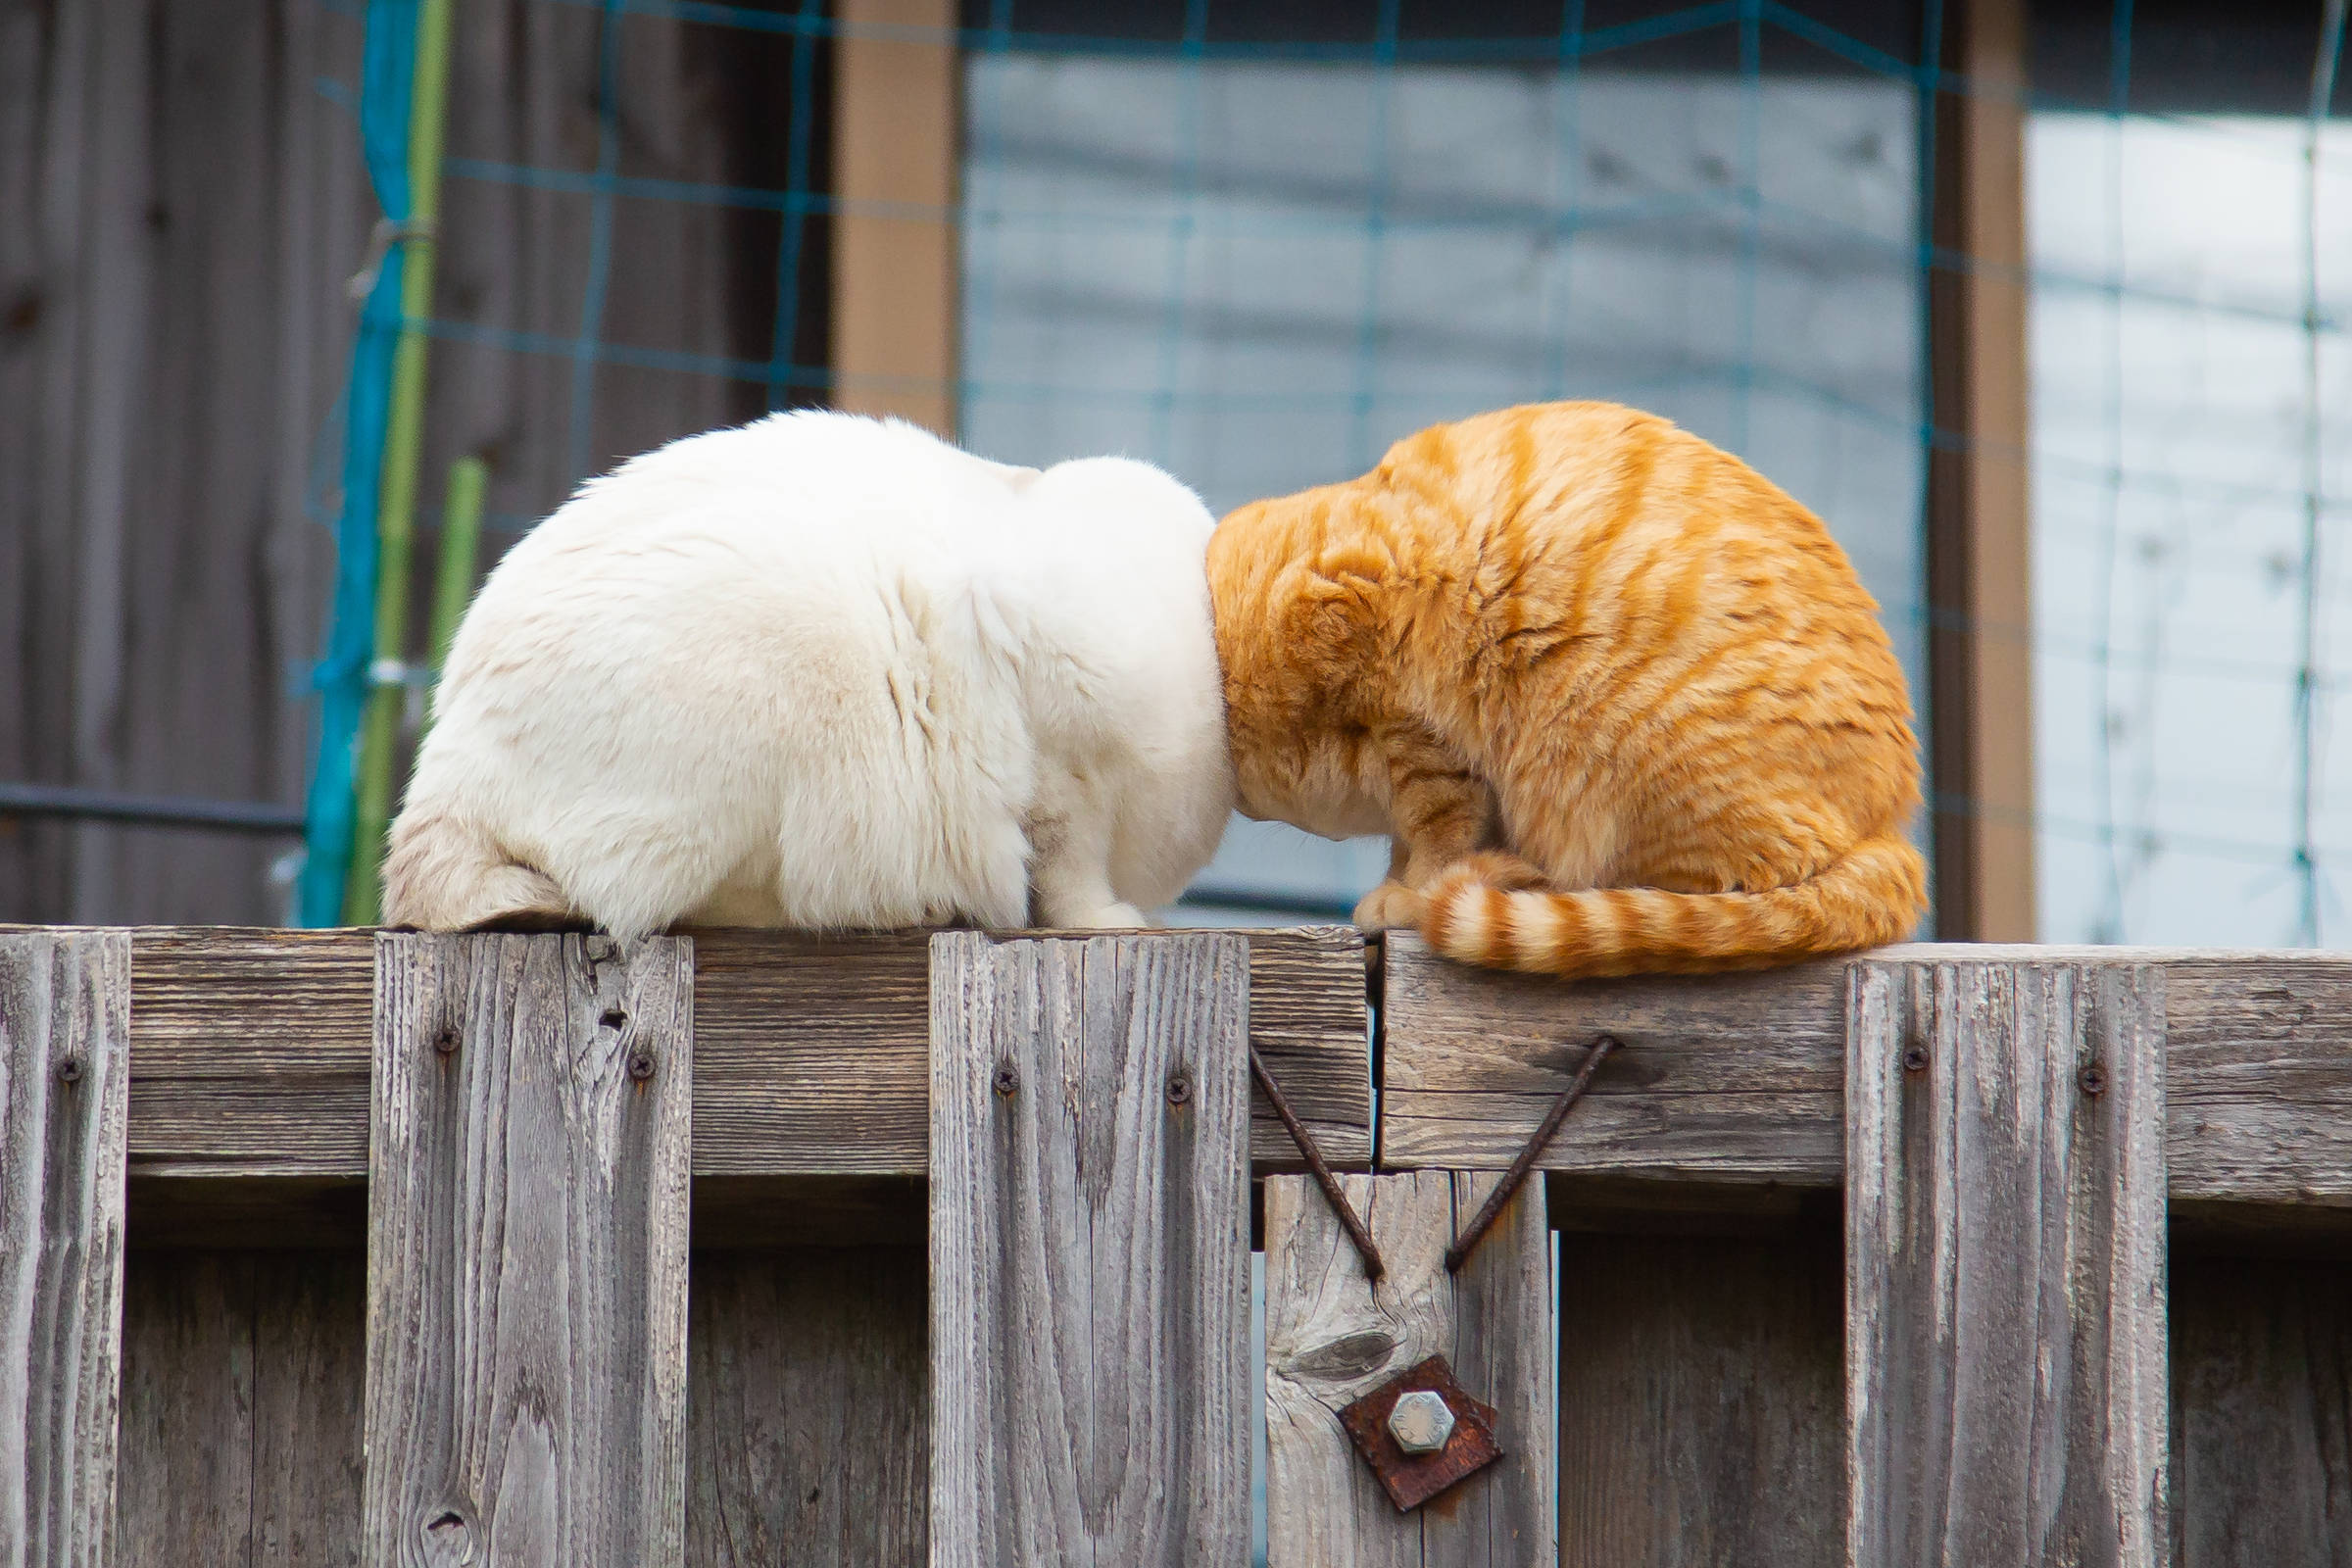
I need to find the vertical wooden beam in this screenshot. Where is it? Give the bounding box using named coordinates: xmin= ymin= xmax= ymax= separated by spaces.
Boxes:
xmin=1264 ymin=1172 xmax=1552 ymax=1567
xmin=366 ymin=933 xmax=693 ymax=1567
xmin=0 ymin=930 xmax=129 ymax=1568
xmin=929 ymin=932 xmax=1250 ymax=1566
xmin=832 ymin=0 xmax=959 ymax=434
xmin=1927 ymin=0 xmax=2036 ymax=941
xmin=1847 ymin=960 xmax=2167 ymax=1567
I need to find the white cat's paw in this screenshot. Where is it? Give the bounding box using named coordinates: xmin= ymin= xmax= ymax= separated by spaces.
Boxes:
xmin=1051 ymin=901 xmax=1151 ymax=930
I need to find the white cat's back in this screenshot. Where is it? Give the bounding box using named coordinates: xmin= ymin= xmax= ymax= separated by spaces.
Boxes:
xmin=406 ymin=413 xmax=1040 ymax=939
xmin=388 ymin=412 xmax=1230 ymax=941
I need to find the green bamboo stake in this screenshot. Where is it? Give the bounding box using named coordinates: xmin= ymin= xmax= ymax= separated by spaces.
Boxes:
xmin=345 ymin=0 xmax=460 ymax=925
xmin=418 ymin=454 xmax=488 ymax=745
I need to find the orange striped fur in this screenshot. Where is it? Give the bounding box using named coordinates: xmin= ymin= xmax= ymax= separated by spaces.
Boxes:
xmin=1206 ymin=402 xmax=1927 ymax=979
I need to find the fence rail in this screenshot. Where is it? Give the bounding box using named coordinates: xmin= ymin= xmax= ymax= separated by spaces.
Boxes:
xmin=4 ymin=924 xmax=2349 ymax=1565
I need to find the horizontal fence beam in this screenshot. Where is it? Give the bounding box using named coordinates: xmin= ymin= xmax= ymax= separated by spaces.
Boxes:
xmin=109 ymin=925 xmax=1368 ymax=1179
xmin=1382 ymin=935 xmax=2352 ymax=1206
xmin=4 ymin=925 xmax=2349 ymax=1210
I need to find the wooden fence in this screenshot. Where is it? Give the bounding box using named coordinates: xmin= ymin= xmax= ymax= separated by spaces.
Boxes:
xmin=2 ymin=925 xmax=2348 ymax=1565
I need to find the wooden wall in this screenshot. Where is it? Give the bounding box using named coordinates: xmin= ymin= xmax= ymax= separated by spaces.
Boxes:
xmin=0 ymin=0 xmax=824 ymax=925
xmin=116 ymin=1245 xmax=928 ymax=1567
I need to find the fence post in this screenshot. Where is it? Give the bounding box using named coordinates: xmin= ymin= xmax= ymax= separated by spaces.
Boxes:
xmin=365 ymin=933 xmax=693 ymax=1568
xmin=928 ymin=932 xmax=1251 ymax=1565
xmin=1264 ymin=1171 xmax=1553 ymax=1567
xmin=0 ymin=931 xmax=129 ymax=1568
xmin=1846 ymin=959 xmax=2168 ymax=1567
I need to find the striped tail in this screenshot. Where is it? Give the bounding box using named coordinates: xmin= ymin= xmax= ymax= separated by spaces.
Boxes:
xmin=1419 ymin=834 xmax=1928 ymax=980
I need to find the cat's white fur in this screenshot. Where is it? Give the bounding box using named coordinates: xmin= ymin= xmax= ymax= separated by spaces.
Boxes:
xmin=383 ymin=411 xmax=1234 ymax=943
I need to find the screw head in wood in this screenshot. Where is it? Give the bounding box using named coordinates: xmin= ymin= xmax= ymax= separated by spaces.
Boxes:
xmin=627 ymin=1051 xmax=657 ymax=1081
xmin=1901 ymin=1044 xmax=1929 ymax=1073
xmin=2079 ymin=1060 xmax=2107 ymax=1096
xmin=992 ymin=1065 xmax=1019 ymax=1097
xmin=1165 ymin=1072 xmax=1192 ymax=1105
xmin=1387 ymin=1390 xmax=1455 ymax=1454
xmin=432 ymin=1027 xmax=460 ymax=1056
xmin=56 ymin=1055 xmax=83 ymax=1084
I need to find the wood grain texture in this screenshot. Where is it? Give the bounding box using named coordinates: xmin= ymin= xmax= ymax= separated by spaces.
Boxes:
xmin=1380 ymin=934 xmax=1846 ymax=1182
xmin=125 ymin=928 xmax=373 ymax=1179
xmin=112 ymin=925 xmax=1363 ymax=1180
xmin=2171 ymin=1253 xmax=2352 ymax=1566
xmin=1 ymin=929 xmax=130 ymax=1568
xmin=1556 ymin=1230 xmax=1844 ymax=1568
xmin=929 ymin=932 xmax=1251 ymax=1567
xmin=1846 ymin=959 xmax=2168 ymax=1568
xmin=1264 ymin=1172 xmax=1551 ymax=1567
xmin=365 ymin=934 xmax=693 ymax=1568
xmin=687 ymin=1249 xmax=928 ymax=1568
xmin=1384 ymin=937 xmax=2352 ymax=1204
xmin=117 ymin=1252 xmax=365 ymax=1567
xmin=0 ymin=0 xmax=362 ymax=927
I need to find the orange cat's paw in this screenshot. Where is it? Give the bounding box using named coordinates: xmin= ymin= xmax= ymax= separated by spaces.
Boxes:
xmin=1353 ymin=880 xmax=1426 ymax=930
xmin=1448 ymin=850 xmax=1549 ymax=891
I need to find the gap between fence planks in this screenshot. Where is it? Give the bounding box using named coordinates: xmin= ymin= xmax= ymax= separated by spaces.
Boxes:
xmin=929 ymin=932 xmax=1251 ymax=1567
xmin=0 ymin=931 xmax=129 ymax=1568
xmin=365 ymin=933 xmax=694 ymax=1567
xmin=1846 ymin=958 xmax=2168 ymax=1568
xmin=118 ymin=924 xmax=1367 ymax=1179
xmin=1264 ymin=1171 xmax=1552 ymax=1567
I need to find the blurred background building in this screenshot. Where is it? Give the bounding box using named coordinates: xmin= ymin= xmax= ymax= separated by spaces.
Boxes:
xmin=2 ymin=0 xmax=2346 ymax=945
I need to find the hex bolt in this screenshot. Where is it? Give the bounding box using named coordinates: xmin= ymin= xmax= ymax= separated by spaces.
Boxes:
xmin=1387 ymin=1390 xmax=1456 ymax=1455
xmin=627 ymin=1051 xmax=657 ymax=1082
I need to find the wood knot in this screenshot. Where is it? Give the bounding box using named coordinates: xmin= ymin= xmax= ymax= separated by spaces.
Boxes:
xmin=600 ymin=1007 xmax=627 ymax=1031
xmin=1285 ymin=1327 xmax=1398 ymax=1381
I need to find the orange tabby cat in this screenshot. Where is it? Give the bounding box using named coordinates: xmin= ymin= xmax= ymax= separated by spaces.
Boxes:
xmin=1207 ymin=401 xmax=1927 ymax=979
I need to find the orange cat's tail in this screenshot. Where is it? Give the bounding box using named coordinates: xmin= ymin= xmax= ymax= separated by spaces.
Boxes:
xmin=1418 ymin=834 xmax=1929 ymax=980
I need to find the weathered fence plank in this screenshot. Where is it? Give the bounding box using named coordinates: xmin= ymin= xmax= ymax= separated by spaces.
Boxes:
xmin=1846 ymin=960 xmax=2168 ymax=1567
xmin=123 ymin=924 xmax=1365 ymax=1178
xmin=366 ymin=934 xmax=693 ymax=1567
xmin=686 ymin=1250 xmax=928 ymax=1568
xmin=117 ymin=1252 xmax=366 ymax=1566
xmin=2171 ymin=1252 xmax=2352 ymax=1568
xmin=1 ymin=929 xmax=129 ymax=1568
xmin=1557 ymin=1230 xmax=1843 ymax=1568
xmin=929 ymin=932 xmax=1250 ymax=1566
xmin=1264 ymin=1171 xmax=1551 ymax=1567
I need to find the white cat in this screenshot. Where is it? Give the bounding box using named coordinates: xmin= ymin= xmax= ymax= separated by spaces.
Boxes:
xmin=383 ymin=411 xmax=1234 ymax=943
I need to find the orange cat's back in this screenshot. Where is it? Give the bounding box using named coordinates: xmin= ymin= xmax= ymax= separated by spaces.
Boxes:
xmin=1211 ymin=399 xmax=1928 ymax=980
xmin=1393 ymin=403 xmax=1925 ymax=974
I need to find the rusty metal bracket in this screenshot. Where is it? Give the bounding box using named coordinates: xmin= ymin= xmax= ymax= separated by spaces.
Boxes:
xmin=1443 ymin=1033 xmax=1621 ymax=1273
xmin=1339 ymin=1354 xmax=1503 ymax=1512
xmin=1250 ymin=1044 xmax=1386 ymax=1283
